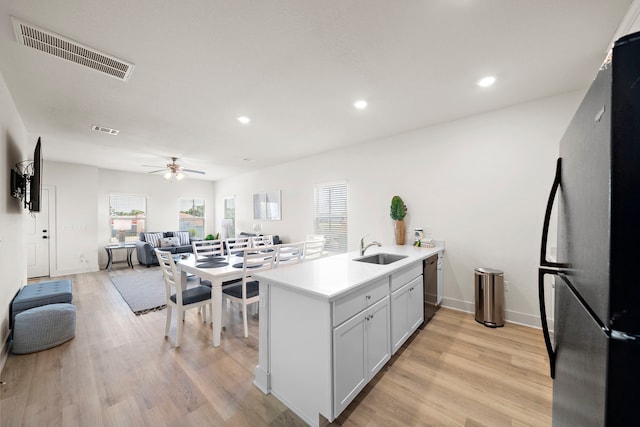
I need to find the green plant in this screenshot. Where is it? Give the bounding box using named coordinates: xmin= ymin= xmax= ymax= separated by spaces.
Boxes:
xmin=390 ymin=195 xmax=407 ymax=221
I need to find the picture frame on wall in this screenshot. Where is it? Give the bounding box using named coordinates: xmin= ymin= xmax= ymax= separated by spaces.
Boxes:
xmin=253 ymin=190 xmax=281 ymax=220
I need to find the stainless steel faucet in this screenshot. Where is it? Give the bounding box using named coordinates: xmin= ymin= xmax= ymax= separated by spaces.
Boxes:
xmin=360 ymin=236 xmax=381 ymax=256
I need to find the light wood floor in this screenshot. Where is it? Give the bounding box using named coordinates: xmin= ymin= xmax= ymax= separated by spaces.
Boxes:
xmin=1 ymin=267 xmax=551 ymax=426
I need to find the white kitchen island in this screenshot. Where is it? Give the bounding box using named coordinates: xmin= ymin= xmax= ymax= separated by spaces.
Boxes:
xmin=253 ymin=244 xmax=444 ymax=426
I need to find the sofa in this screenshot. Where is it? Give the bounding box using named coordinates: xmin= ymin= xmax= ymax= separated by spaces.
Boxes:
xmin=136 ymin=231 xmax=196 ymax=267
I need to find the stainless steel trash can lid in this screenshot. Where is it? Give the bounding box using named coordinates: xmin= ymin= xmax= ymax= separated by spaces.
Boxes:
xmin=475 ymin=267 xmax=503 ymax=275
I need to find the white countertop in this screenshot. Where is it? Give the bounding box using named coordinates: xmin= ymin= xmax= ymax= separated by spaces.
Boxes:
xmin=254 ymin=244 xmax=443 ymax=301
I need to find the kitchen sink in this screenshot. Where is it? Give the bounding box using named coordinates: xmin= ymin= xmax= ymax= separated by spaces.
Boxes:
xmin=354 ymin=253 xmax=407 ymax=265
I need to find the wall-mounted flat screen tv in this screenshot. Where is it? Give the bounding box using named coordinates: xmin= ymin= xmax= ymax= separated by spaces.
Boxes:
xmin=29 ymin=137 xmax=42 ymax=213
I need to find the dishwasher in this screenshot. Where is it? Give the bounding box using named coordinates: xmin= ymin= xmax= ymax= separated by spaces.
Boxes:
xmin=420 ymin=254 xmax=439 ymax=327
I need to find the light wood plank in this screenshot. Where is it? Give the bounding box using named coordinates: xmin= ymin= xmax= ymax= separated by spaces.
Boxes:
xmin=1 ymin=268 xmax=551 ymax=426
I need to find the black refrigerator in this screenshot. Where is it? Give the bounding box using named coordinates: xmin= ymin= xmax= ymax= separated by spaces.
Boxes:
xmin=538 ymin=31 xmax=640 ymax=426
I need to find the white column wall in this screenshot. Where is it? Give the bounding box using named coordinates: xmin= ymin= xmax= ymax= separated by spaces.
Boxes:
xmin=0 ymin=72 xmax=28 ymax=369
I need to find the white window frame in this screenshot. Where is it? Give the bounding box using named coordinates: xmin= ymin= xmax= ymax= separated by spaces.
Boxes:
xmin=314 ymin=181 xmax=348 ymax=253
xmin=179 ymin=197 xmax=205 ymax=238
xmin=109 ymin=194 xmax=147 ymax=243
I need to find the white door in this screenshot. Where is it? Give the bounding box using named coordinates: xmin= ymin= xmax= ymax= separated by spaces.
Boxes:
xmin=26 ymin=188 xmax=50 ymax=278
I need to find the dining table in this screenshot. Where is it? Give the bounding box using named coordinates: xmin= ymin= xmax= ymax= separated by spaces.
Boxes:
xmin=177 ymin=253 xmax=245 ymax=347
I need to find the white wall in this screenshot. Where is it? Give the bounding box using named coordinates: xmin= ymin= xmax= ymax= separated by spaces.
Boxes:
xmin=0 ymin=72 xmax=28 ymax=370
xmin=42 ymin=163 xmax=216 ymax=272
xmin=215 ymin=91 xmax=584 ymax=327
xmin=44 ymin=161 xmax=100 ymax=275
xmin=96 ymin=169 xmax=216 ymax=268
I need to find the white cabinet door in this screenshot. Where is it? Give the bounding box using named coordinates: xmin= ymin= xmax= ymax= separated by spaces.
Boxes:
xmin=391 ymin=284 xmax=410 ymax=354
xmin=366 ymin=296 xmax=391 ymax=378
xmin=391 ymin=276 xmax=423 ymax=354
xmin=333 ymin=311 xmax=367 ymax=416
xmin=408 ymin=279 xmax=424 ymax=332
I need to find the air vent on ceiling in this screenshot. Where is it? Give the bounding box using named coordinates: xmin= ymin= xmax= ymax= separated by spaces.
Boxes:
xmin=11 ymin=17 xmax=134 ymax=81
xmin=92 ymin=125 xmax=119 ymax=135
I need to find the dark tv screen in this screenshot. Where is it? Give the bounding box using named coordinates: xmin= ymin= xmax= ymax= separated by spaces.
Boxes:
xmin=29 ymin=137 xmax=42 ymax=212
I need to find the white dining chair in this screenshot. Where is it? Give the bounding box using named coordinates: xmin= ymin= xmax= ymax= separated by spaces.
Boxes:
xmin=225 ymin=236 xmax=251 ymax=256
xmin=276 ymin=242 xmax=304 ymax=268
xmin=155 ymin=249 xmax=212 ymax=347
xmin=303 ymin=238 xmax=326 ymax=261
xmin=251 ymin=235 xmax=274 ymax=248
xmin=192 ymin=239 xmax=224 ymax=260
xmin=222 ymin=245 xmax=276 ymax=337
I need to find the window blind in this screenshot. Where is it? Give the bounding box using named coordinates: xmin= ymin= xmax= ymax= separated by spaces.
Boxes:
xmin=314 ymin=182 xmax=347 ymax=253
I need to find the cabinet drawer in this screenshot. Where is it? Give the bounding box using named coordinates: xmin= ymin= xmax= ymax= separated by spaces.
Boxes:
xmin=333 ymin=277 xmax=389 ymax=327
xmin=391 ymin=263 xmax=422 ymax=292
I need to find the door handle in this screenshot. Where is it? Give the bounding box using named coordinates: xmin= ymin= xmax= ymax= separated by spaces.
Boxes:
xmin=540 ymin=158 xmax=569 ymax=269
xmin=538 ymin=268 xmax=556 ymax=379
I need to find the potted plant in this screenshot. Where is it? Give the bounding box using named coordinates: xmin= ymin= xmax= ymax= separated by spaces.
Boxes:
xmin=390 ymin=195 xmax=407 ymax=245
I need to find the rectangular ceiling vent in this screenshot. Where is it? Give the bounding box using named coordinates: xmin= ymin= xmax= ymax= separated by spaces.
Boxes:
xmin=92 ymin=125 xmax=119 ymax=136
xmin=11 ymin=17 xmax=134 ymax=82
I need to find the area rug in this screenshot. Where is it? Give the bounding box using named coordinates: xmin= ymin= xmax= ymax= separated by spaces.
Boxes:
xmin=110 ymin=270 xmax=168 ymax=315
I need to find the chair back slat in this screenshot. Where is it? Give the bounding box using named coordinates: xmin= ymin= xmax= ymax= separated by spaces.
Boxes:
xmin=276 ymin=242 xmax=304 ymax=268
xmin=251 ymin=235 xmax=274 ymax=248
xmin=155 ymin=249 xmax=182 ymax=304
xmin=192 ymin=239 xmax=224 ymax=260
xmin=226 ymin=237 xmax=251 ymax=255
xmin=303 ymin=238 xmax=325 ymax=261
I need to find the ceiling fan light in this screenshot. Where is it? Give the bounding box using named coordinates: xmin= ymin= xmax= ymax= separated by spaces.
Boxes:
xmin=164 ymin=172 xmax=172 ymax=180
xmin=176 ymin=172 xmax=185 ymax=181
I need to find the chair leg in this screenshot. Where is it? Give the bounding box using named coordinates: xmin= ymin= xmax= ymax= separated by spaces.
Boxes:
xmin=243 ymin=302 xmax=249 ymax=338
xmin=176 ymin=308 xmax=184 ymax=347
xmin=165 ymin=305 xmax=172 ymax=337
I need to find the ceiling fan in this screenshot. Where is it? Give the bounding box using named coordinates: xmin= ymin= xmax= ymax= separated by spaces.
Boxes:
xmin=142 ymin=157 xmax=205 ymax=181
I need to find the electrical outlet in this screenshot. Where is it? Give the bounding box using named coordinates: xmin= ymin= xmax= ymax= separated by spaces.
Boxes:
xmin=504 ymin=280 xmax=510 ymax=292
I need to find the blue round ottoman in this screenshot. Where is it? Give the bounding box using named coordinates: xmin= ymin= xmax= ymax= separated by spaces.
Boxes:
xmin=12 ymin=303 xmax=76 ymax=354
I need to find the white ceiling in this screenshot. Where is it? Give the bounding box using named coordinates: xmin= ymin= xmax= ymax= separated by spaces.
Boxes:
xmin=0 ymin=1 xmax=635 ymax=180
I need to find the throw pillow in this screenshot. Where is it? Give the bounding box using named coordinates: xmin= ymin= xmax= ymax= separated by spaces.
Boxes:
xmin=159 ymin=237 xmax=180 ymax=248
xmin=175 ymin=231 xmax=190 ymax=246
xmin=144 ymin=232 xmax=163 ymax=248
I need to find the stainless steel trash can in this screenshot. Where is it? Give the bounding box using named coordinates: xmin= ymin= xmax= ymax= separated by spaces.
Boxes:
xmin=474 ymin=267 xmax=504 ymax=327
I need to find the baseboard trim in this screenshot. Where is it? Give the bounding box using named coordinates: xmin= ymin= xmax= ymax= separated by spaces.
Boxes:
xmin=441 ymin=297 xmax=553 ymax=330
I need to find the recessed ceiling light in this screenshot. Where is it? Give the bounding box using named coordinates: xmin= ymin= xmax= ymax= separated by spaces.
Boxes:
xmin=477 ymin=76 xmax=496 ymax=87
xmin=237 ymin=116 xmax=251 ymax=124
xmin=354 ymin=100 xmax=368 ymax=110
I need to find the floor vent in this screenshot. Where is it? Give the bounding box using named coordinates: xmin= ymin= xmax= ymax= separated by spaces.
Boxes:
xmin=11 ymin=17 xmax=134 ymax=82
xmin=92 ymin=125 xmax=119 ymax=136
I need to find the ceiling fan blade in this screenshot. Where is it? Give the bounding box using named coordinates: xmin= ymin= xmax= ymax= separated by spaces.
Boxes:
xmin=183 ymin=168 xmax=206 ymax=175
xmin=141 ymin=164 xmax=165 ymax=168
xmin=147 ymin=169 xmax=166 ymax=174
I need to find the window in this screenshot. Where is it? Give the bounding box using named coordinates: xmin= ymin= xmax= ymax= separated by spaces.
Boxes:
xmin=179 ymin=198 xmax=205 ymax=238
xmin=314 ymin=182 xmax=347 ymax=253
xmin=222 ymin=196 xmax=236 ymax=238
xmin=109 ymin=194 xmax=146 ymax=242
